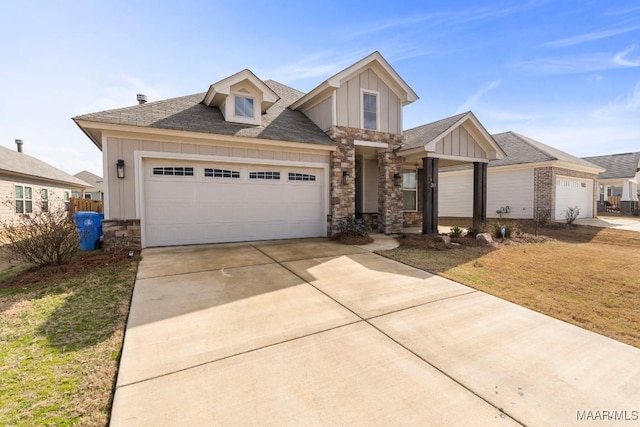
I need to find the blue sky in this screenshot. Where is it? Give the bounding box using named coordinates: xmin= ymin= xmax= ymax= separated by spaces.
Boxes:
xmin=1 ymin=1 xmax=639 ymax=176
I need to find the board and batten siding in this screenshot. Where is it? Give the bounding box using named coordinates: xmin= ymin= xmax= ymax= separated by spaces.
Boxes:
xmin=335 ymin=68 xmax=402 ymax=135
xmin=433 ymin=126 xmax=488 ymax=160
xmin=438 ymin=168 xmax=534 ymax=219
xmin=105 ymin=136 xmax=331 ymax=220
xmin=305 ymin=96 xmax=333 ymax=131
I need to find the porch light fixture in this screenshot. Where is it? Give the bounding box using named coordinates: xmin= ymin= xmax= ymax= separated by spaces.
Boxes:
xmin=393 ymin=172 xmax=401 ymax=187
xmin=116 ymin=159 xmax=125 ymax=179
xmin=342 ymin=171 xmax=350 ymax=185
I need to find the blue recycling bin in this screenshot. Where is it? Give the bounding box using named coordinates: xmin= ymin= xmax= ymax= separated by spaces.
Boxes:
xmin=73 ymin=211 xmax=104 ymax=250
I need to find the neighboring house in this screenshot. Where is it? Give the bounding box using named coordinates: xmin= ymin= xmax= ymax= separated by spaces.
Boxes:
xmin=429 ymin=128 xmax=604 ymax=222
xmin=582 ymin=152 xmax=640 ymax=214
xmin=74 ymin=170 xmax=104 ymax=200
xmin=73 ymin=51 xmax=510 ymax=249
xmin=0 ymin=140 xmax=92 ymax=223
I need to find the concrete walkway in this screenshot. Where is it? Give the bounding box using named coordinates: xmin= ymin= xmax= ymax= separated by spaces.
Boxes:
xmin=111 ymin=238 xmax=640 ymax=426
xmin=576 ymin=215 xmax=640 ymax=232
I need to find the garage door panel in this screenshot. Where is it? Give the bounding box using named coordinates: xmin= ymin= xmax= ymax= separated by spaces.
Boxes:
xmin=143 ymin=161 xmax=326 ymax=247
xmin=555 ymin=176 xmax=593 ymax=220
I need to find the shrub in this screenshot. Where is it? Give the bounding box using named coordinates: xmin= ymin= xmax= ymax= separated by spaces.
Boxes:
xmin=564 ymin=206 xmax=580 ymax=225
xmin=1 ymin=207 xmax=81 ymax=266
xmin=493 ymin=223 xmax=513 ymax=239
xmin=449 ymin=226 xmax=463 ymax=238
xmin=467 ymin=222 xmax=486 ymax=237
xmin=338 ymin=215 xmax=369 ymax=237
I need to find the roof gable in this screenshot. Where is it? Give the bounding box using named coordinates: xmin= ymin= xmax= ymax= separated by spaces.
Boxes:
xmin=0 ymin=145 xmax=91 ymax=188
xmin=401 ymin=111 xmax=506 ymax=161
xmin=290 ymin=51 xmax=419 ymax=111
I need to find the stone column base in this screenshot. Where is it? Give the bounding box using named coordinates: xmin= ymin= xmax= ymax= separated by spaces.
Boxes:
xmin=102 ymin=219 xmax=141 ymax=251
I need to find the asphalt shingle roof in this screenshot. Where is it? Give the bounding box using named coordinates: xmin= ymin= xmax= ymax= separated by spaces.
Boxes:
xmin=0 ymin=145 xmax=91 ymax=187
xmin=490 ymin=132 xmax=601 ymax=169
xmin=73 ymin=80 xmax=335 ymax=146
xmin=581 ymin=152 xmax=640 ymax=179
xmin=74 ymin=170 xmax=103 ymax=193
xmin=402 ymin=112 xmax=469 ymax=150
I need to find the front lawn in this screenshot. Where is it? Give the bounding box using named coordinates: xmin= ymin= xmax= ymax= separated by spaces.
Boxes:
xmin=0 ymin=250 xmax=137 ymax=426
xmin=380 ymin=224 xmax=640 ymax=349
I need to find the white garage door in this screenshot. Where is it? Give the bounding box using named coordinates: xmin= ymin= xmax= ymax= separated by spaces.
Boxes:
xmin=143 ymin=160 xmax=326 ymax=247
xmin=555 ymin=176 xmax=593 ymax=220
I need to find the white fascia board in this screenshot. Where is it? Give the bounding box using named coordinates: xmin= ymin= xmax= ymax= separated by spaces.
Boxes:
xmin=290 ymin=83 xmax=337 ymax=111
xmin=553 ymin=160 xmax=605 ymax=175
xmin=425 ymin=152 xmax=489 ymax=163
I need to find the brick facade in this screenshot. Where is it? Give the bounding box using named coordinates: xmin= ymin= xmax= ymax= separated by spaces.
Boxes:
xmin=326 ymin=126 xmax=404 ymax=235
xmin=534 ymin=167 xmax=599 ymax=221
xmin=403 ymin=211 xmax=422 ymax=227
xmin=102 ymin=219 xmax=141 ymax=251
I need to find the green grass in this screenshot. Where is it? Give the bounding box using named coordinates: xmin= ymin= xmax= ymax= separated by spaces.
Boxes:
xmin=0 ymin=254 xmax=137 ymax=426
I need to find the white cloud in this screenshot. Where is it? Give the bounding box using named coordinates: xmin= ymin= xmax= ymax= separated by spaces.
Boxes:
xmin=455 ymin=80 xmax=501 ymax=113
xmin=592 ymin=81 xmax=640 ymax=118
xmin=517 ymin=46 xmax=640 ymax=74
xmin=539 ymin=25 xmax=640 ymax=48
xmin=613 ymin=45 xmax=640 ymax=66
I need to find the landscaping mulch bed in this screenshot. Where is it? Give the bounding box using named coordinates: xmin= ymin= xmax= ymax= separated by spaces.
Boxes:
xmin=331 ymin=233 xmax=374 ymax=245
xmin=0 ymin=249 xmax=137 ymax=290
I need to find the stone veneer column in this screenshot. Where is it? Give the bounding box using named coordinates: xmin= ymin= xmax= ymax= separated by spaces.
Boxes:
xmin=326 ymin=126 xmax=404 ymax=235
xmin=378 ymin=150 xmax=404 ymax=234
xmin=326 ymin=128 xmax=356 ymax=234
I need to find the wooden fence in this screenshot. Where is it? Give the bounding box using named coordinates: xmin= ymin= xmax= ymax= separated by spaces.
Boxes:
xmin=69 ymin=198 xmax=104 ymax=215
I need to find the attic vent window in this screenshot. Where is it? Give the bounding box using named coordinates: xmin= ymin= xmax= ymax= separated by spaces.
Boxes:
xmin=235 ymin=96 xmax=254 ymax=118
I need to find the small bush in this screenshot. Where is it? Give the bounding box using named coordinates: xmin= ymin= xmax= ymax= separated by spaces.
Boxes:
xmin=338 ymin=215 xmax=369 ymax=237
xmin=493 ymin=223 xmax=513 ymax=239
xmin=449 ymin=226 xmax=463 ymax=238
xmin=564 ymin=206 xmax=580 ymax=225
xmin=1 ymin=208 xmax=81 ymax=266
xmin=467 ymin=222 xmax=487 ymax=237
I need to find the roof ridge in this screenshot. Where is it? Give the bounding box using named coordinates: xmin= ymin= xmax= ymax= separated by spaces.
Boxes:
xmin=507 ymin=131 xmax=559 ymax=161
xmin=404 ymin=111 xmax=469 ymax=133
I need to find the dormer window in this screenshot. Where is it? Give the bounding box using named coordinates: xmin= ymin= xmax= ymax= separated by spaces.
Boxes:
xmin=235 ymin=96 xmax=254 ymax=118
xmin=362 ymin=91 xmax=378 ymax=131
xmin=202 ymin=69 xmax=279 ymax=126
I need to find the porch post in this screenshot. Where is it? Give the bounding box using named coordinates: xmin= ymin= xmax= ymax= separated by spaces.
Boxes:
xmin=473 ymin=162 xmax=487 ymax=229
xmin=422 ymin=157 xmax=439 ymax=234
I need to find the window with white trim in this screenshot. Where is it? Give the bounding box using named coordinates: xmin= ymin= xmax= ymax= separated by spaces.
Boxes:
xmin=402 ymin=170 xmax=417 ymax=211
xmin=205 ymin=168 xmax=240 ymax=178
xmin=235 ymin=96 xmax=254 ymax=118
xmin=249 ymin=171 xmax=280 ymax=180
xmin=64 ymin=191 xmax=70 ymax=212
xmin=14 ymin=185 xmax=32 ymax=214
xmin=363 ymin=92 xmax=377 ymax=130
xmin=41 ymin=188 xmax=49 ymax=212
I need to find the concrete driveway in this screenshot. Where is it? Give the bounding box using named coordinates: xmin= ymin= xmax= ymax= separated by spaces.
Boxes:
xmin=576 ymin=215 xmax=640 ymax=232
xmin=111 ymin=238 xmax=640 ymax=426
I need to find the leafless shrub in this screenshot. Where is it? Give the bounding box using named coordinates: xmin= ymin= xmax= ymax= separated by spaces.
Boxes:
xmin=564 ymin=206 xmax=580 ymax=225
xmin=1 ymin=205 xmax=81 ymax=266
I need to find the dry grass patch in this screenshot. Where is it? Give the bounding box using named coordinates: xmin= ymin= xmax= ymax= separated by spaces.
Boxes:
xmin=381 ymin=226 xmax=640 ymax=349
xmin=0 ymin=250 xmax=138 ymax=426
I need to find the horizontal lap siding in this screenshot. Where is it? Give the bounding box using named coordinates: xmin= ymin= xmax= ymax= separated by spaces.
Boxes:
xmin=439 ymin=168 xmax=534 ymax=219
xmin=438 ymin=172 xmax=473 ymax=217
xmin=486 ymin=168 xmax=534 ymax=219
